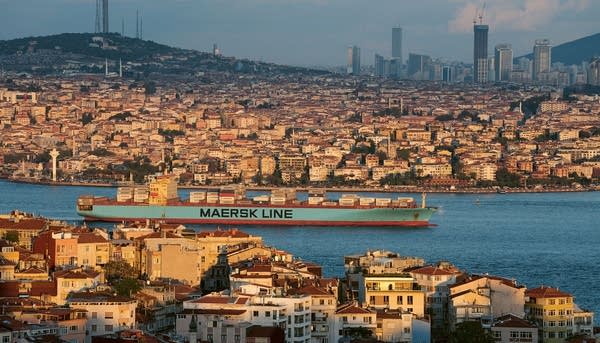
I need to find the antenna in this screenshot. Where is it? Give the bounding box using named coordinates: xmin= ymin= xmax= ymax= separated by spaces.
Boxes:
xmin=121 ymin=17 xmax=124 ymax=36
xmin=140 ymin=15 xmax=143 ymax=40
xmin=136 ymin=9 xmax=139 ymax=39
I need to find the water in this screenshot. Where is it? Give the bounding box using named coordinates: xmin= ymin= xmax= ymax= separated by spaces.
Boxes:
xmin=1 ymin=180 xmax=599 ymax=320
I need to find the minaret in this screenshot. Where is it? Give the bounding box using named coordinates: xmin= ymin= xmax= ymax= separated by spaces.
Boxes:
xmin=119 ymin=59 xmax=122 ymax=77
xmin=72 ymin=135 xmax=77 ymax=157
xmin=50 ymin=148 xmax=60 ymax=182
xmin=105 ymin=59 xmax=108 ymax=76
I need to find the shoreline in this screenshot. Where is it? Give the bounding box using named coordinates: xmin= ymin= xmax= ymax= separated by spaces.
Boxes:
xmin=3 ymin=177 xmax=597 ymax=194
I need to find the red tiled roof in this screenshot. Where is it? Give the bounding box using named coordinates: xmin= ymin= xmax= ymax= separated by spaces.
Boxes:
xmin=0 ymin=218 xmax=47 ymax=231
xmin=196 ymin=228 xmax=251 ymax=238
xmin=54 ymin=269 xmax=101 ymax=279
xmin=526 ymin=286 xmax=572 ymax=298
xmin=493 ymin=314 xmax=537 ymax=328
xmin=181 ymin=309 xmax=246 ymax=315
xmin=336 ymin=303 xmax=373 ymax=315
xmin=77 ymin=233 xmax=108 ymax=244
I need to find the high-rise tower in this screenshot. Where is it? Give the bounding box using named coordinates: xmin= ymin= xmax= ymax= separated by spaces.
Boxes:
xmin=95 ymin=0 xmax=102 ymax=33
xmin=102 ymin=0 xmax=109 ymax=33
xmin=347 ymin=46 xmax=360 ymax=75
xmin=532 ymin=39 xmax=551 ymax=81
xmin=473 ymin=24 xmax=489 ymax=83
xmin=392 ymin=27 xmax=402 ymax=62
xmin=494 ymin=44 xmax=513 ymax=82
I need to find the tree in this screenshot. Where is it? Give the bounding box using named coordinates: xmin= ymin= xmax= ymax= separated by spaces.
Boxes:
xmin=104 ymin=260 xmax=137 ymax=281
xmin=496 ymin=168 xmax=521 ymax=187
xmin=4 ymin=231 xmax=19 ymax=243
xmin=449 ymin=321 xmax=495 ymax=343
xmin=144 ymin=81 xmax=157 ymax=95
xmin=113 ymin=278 xmax=141 ymax=297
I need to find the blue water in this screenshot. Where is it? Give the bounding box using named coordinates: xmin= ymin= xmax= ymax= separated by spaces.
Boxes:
xmin=1 ymin=180 xmax=599 ymax=320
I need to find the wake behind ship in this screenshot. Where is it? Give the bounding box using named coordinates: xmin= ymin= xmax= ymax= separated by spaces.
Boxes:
xmin=76 ymin=175 xmax=436 ymax=227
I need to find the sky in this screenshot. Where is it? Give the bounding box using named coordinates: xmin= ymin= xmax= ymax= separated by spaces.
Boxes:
xmin=0 ymin=0 xmax=598 ymax=67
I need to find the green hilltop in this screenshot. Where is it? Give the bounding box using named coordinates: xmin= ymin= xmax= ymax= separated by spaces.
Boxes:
xmin=518 ymin=33 xmax=600 ymax=66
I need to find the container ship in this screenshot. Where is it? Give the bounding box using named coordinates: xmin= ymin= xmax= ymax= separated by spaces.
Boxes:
xmin=76 ymin=175 xmax=436 ymax=227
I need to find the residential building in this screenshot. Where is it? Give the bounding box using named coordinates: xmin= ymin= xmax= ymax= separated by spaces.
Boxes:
xmin=533 ymin=39 xmax=552 ymax=82
xmin=68 ymin=292 xmax=137 ymax=343
xmin=449 ymin=275 xmax=526 ymax=328
xmin=491 ymin=314 xmax=538 ymax=343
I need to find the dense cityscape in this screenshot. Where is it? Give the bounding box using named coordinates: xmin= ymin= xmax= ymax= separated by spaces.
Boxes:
xmin=1 ymin=0 xmax=600 ymax=342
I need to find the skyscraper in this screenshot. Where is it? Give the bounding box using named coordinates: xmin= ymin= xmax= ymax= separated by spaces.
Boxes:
xmin=374 ymin=54 xmax=385 ymax=77
xmin=102 ymin=0 xmax=109 ymax=33
xmin=473 ymin=24 xmax=489 ymax=83
xmin=407 ymin=53 xmax=431 ymax=80
xmin=442 ymin=66 xmax=454 ymax=82
xmin=494 ymin=44 xmax=513 ymax=82
xmin=392 ymin=27 xmax=402 ymax=61
xmin=347 ymin=46 xmax=360 ymax=75
xmin=533 ymin=39 xmax=551 ymax=81
xmin=588 ymin=58 xmax=600 ymax=86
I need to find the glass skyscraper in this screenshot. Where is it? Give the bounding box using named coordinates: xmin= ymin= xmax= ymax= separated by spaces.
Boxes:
xmin=473 ymin=24 xmax=489 ymax=83
xmin=494 ymin=44 xmax=513 ymax=82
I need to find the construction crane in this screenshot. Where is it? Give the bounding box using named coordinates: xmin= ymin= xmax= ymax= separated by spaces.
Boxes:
xmin=473 ymin=1 xmax=486 ymax=25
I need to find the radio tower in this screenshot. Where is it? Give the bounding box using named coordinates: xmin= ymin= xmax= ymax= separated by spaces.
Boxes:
xmin=94 ymin=0 xmax=101 ymax=33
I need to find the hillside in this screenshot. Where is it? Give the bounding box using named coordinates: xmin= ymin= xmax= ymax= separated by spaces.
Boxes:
xmin=517 ymin=33 xmax=600 ymax=66
xmin=0 ymin=32 xmax=327 ymax=76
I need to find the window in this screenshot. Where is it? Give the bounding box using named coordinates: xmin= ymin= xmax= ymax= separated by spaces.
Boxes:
xmin=520 ymin=332 xmax=532 ymax=338
xmin=221 ymin=334 xmax=226 ymax=342
xmin=369 ymin=296 xmax=376 ymax=303
xmin=383 ymin=296 xmax=389 ymax=304
xmin=2 ymin=336 xmax=8 ymax=343
xmin=70 ymin=325 xmax=77 ymax=331
xmin=235 ymin=335 xmax=240 ymax=343
xmin=549 ymin=321 xmax=556 ymax=327
xmin=548 ymin=299 xmax=555 ymax=305
xmin=404 ymin=327 xmax=410 ymax=333
xmin=559 ymin=298 xmax=565 ymax=304
xmin=207 ymin=334 xmax=213 ymax=341
xmin=397 ymin=296 xmax=403 ymax=305
xmin=510 ymin=331 xmax=519 ymax=338
xmin=407 ymin=296 xmax=413 ymax=305
xmin=493 ymin=331 xmax=501 ymax=338
xmin=105 ymin=325 xmax=113 ymax=332
xmin=265 ymin=311 xmax=271 ymax=318
xmin=558 ymin=331 xmax=564 ymax=338
xmin=91 ymin=325 xmax=97 ymax=332
xmin=548 ymin=310 xmax=556 ymax=316
xmin=253 ymin=311 xmax=259 ymax=317
xmin=104 ymin=312 xmax=113 ymax=319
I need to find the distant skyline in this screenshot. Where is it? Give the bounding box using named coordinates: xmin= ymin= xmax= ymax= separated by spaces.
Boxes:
xmin=0 ymin=0 xmax=598 ymax=67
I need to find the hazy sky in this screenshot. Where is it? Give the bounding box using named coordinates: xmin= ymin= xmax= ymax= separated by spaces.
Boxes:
xmin=0 ymin=0 xmax=598 ymax=66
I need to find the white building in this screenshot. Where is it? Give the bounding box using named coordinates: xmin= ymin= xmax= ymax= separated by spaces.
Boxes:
xmin=67 ymin=292 xmax=137 ymax=343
